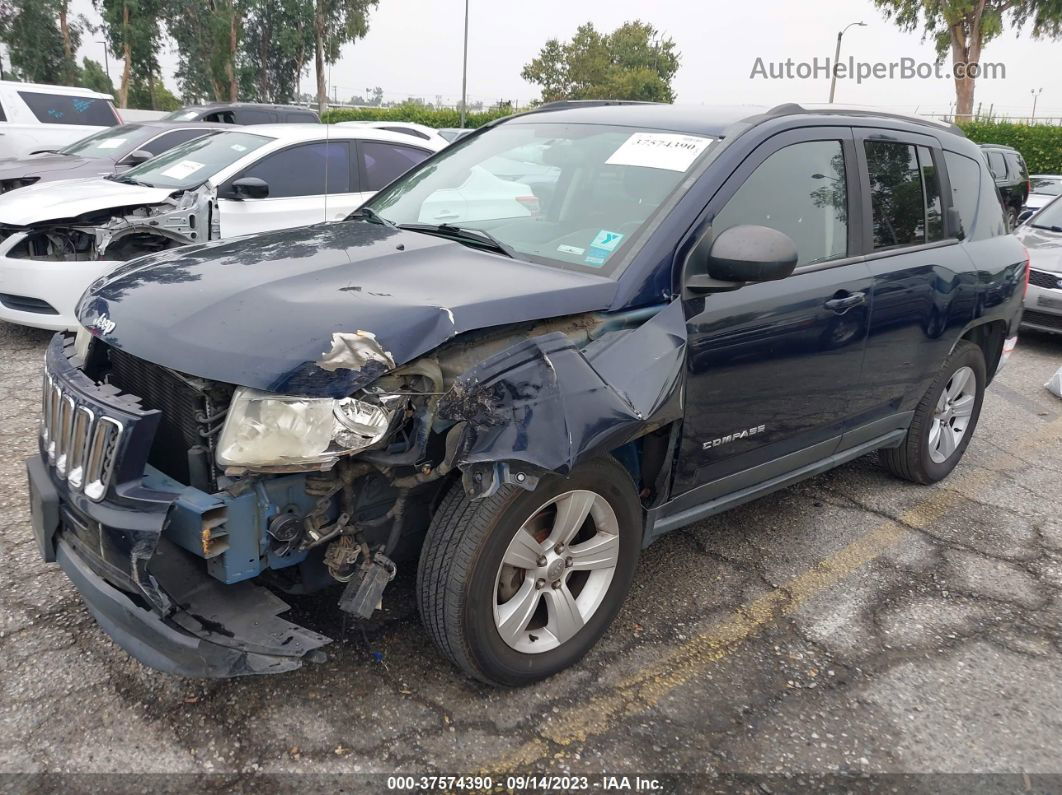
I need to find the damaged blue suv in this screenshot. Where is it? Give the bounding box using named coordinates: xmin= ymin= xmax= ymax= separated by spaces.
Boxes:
xmin=27 ymin=101 xmax=1026 ymax=685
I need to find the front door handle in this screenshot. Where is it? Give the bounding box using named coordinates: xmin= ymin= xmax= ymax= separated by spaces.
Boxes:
xmin=824 ymin=292 xmax=867 ymax=312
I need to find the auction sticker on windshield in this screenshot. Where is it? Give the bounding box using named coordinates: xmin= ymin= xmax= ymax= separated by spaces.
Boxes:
xmin=96 ymin=138 xmax=126 ymax=150
xmin=606 ymin=132 xmax=713 ymax=172
xmin=159 ymin=160 xmax=205 ymax=180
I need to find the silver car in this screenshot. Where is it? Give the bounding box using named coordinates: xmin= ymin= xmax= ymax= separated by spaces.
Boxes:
xmin=1016 ymin=196 xmax=1062 ymax=334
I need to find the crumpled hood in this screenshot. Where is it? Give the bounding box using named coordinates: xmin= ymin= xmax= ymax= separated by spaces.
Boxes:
xmin=0 ymin=152 xmax=107 ymax=180
xmin=0 ymin=176 xmax=174 ymax=226
xmin=78 ymin=222 xmax=618 ymax=397
xmin=1016 ymin=225 xmax=1062 ymax=274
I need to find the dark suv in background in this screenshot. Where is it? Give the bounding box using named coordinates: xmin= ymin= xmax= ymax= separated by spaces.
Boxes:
xmin=980 ymin=143 xmax=1029 ymax=226
xmin=163 ymin=102 xmax=320 ymax=125
xmin=27 ymin=102 xmax=1026 ymax=685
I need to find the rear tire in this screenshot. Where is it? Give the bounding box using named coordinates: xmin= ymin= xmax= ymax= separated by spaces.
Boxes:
xmin=880 ymin=340 xmax=986 ymax=484
xmin=416 ymin=457 xmax=641 ymax=686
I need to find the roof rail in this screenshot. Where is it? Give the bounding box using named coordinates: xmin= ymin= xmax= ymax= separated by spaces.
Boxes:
xmin=764 ymin=102 xmax=964 ymax=135
xmin=531 ymin=99 xmax=665 ymax=113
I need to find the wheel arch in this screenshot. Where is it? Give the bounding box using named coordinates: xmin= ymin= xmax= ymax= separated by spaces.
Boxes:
xmin=954 ymin=319 xmax=1007 ymax=384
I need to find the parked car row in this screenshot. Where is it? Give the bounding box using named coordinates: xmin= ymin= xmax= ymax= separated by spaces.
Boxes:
xmin=0 ymin=122 xmax=446 ymax=329
xmin=20 ymin=100 xmax=1029 ymax=687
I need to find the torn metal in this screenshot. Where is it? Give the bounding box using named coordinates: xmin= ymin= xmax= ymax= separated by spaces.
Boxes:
xmin=434 ymin=299 xmax=687 ymax=497
xmin=5 ymin=185 xmax=215 ymax=263
xmin=319 ymin=330 xmax=397 ymax=373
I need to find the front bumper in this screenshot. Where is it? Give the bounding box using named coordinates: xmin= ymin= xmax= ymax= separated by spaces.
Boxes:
xmin=1023 ymin=281 xmax=1062 ymax=334
xmin=28 ymin=454 xmax=332 ymax=678
xmin=0 ymin=239 xmax=119 ymax=330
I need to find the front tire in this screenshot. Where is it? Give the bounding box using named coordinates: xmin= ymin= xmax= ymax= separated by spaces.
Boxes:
xmin=417 ymin=457 xmax=642 ymax=686
xmin=880 ymin=340 xmax=986 ymax=484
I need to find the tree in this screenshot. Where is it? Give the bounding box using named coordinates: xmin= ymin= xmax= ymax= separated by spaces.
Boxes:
xmin=521 ymin=21 xmax=680 ymax=103
xmin=0 ymin=0 xmax=82 ymax=84
xmin=80 ymin=57 xmax=114 ymax=95
xmin=311 ymin=0 xmax=377 ymax=113
xmin=127 ymin=76 xmax=181 ymax=109
xmin=164 ymin=0 xmax=242 ymax=102
xmin=874 ymin=0 xmax=1062 ymax=120
xmin=97 ymin=0 xmax=164 ymax=107
xmin=240 ymin=0 xmax=314 ymax=103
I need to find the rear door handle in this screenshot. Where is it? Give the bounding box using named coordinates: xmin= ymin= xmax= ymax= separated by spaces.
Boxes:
xmin=824 ymin=292 xmax=867 ymax=312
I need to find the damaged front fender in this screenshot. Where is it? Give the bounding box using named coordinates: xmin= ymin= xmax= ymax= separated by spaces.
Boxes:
xmin=439 ymin=300 xmax=687 ymax=498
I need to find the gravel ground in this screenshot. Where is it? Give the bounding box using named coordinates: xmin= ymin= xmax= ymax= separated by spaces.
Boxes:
xmin=1 ymin=319 xmax=1061 ymax=789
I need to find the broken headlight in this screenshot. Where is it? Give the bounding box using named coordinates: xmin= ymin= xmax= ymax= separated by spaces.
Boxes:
xmin=216 ymin=387 xmax=393 ymax=470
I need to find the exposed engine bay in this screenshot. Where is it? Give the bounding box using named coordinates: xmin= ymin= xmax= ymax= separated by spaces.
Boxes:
xmin=3 ymin=185 xmax=216 ymax=263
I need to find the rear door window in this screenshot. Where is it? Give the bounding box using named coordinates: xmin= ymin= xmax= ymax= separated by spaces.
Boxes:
xmin=359 ymin=142 xmax=432 ymax=191
xmin=713 ymin=139 xmax=849 ymax=267
xmin=236 ymin=109 xmax=277 ymax=125
xmin=985 ymin=150 xmax=1006 ymax=180
xmin=865 ymin=140 xmax=945 ymax=249
xmin=284 ymin=111 xmax=318 ymax=123
xmin=18 ymin=92 xmax=119 ymax=126
xmin=237 ymin=141 xmax=353 ymax=197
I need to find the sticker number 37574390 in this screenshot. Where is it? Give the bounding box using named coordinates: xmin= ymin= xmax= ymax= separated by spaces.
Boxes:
xmin=605 ymin=132 xmax=713 ymax=172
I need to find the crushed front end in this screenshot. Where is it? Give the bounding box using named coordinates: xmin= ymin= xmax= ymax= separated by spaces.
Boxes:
xmin=27 ymin=334 xmax=333 ymax=677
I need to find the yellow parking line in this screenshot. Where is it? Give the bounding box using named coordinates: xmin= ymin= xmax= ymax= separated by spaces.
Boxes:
xmin=486 ymin=415 xmax=1062 ymax=773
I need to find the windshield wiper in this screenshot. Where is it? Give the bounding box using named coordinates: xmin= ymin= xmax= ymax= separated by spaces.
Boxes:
xmin=1030 ymin=223 xmax=1062 ymax=233
xmin=107 ymin=174 xmax=153 ymax=187
xmin=348 ymin=206 xmax=396 ymax=228
xmin=397 ymin=222 xmax=515 ymax=258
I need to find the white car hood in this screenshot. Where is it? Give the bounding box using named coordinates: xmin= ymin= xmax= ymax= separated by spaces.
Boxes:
xmin=0 ymin=177 xmax=176 ymax=226
xmin=1025 ymin=192 xmax=1059 ymax=212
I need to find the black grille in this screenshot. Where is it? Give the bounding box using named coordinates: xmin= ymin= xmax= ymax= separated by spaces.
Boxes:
xmin=0 ymin=292 xmax=58 ymax=314
xmin=1030 ymin=269 xmax=1062 ymax=290
xmin=1023 ymin=309 xmax=1062 ymax=331
xmin=106 ymin=347 xmax=205 ymax=483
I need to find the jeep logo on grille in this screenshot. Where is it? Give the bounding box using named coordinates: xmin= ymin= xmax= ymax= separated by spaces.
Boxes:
xmin=87 ymin=313 xmax=116 ymax=335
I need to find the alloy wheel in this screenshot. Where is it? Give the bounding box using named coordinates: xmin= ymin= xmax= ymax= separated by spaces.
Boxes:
xmin=929 ymin=365 xmax=976 ymax=464
xmin=493 ymin=490 xmax=620 ymax=654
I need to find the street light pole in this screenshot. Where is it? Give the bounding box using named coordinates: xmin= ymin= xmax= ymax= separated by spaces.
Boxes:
xmin=1031 ymin=87 xmax=1043 ymax=121
xmin=460 ymin=0 xmax=469 ymax=128
xmin=97 ymin=41 xmax=110 ymax=79
xmin=828 ymin=21 xmax=866 ymax=103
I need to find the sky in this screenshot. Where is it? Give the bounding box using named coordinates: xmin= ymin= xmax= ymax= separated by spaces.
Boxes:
xmin=69 ymin=0 xmax=1062 ymax=120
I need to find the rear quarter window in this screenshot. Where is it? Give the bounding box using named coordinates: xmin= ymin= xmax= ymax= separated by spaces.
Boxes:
xmin=945 ymin=150 xmax=1005 ymax=241
xmin=18 ymin=92 xmax=118 ymax=126
xmin=1004 ymin=152 xmax=1027 ymax=180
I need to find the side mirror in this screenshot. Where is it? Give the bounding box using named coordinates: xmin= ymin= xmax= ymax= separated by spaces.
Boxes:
xmin=221 ymin=177 xmax=269 ymax=200
xmin=1017 ymin=209 xmax=1035 ymax=225
xmin=119 ymin=149 xmax=153 ymax=166
xmin=686 ymin=225 xmax=798 ymax=294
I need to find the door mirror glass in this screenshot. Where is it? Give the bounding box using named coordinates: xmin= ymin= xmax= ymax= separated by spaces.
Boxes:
xmin=119 ymin=149 xmax=153 ymax=166
xmin=224 ymin=176 xmax=270 ymax=200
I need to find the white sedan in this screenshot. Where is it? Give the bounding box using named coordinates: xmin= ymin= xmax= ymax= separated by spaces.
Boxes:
xmin=1026 ymin=174 xmax=1062 ymax=213
xmin=0 ymin=124 xmax=442 ymax=330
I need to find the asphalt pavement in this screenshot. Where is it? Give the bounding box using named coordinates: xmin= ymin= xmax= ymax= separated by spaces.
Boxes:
xmin=1 ymin=320 xmax=1060 ymax=790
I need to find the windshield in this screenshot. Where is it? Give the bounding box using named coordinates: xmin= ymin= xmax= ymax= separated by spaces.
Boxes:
xmin=1031 ymin=177 xmax=1062 ymax=196
xmin=117 ymin=131 xmax=271 ymax=189
xmin=1030 ymin=195 xmax=1062 ymax=229
xmin=365 ymin=121 xmax=714 ymax=275
xmin=58 ymin=124 xmax=155 ymax=157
